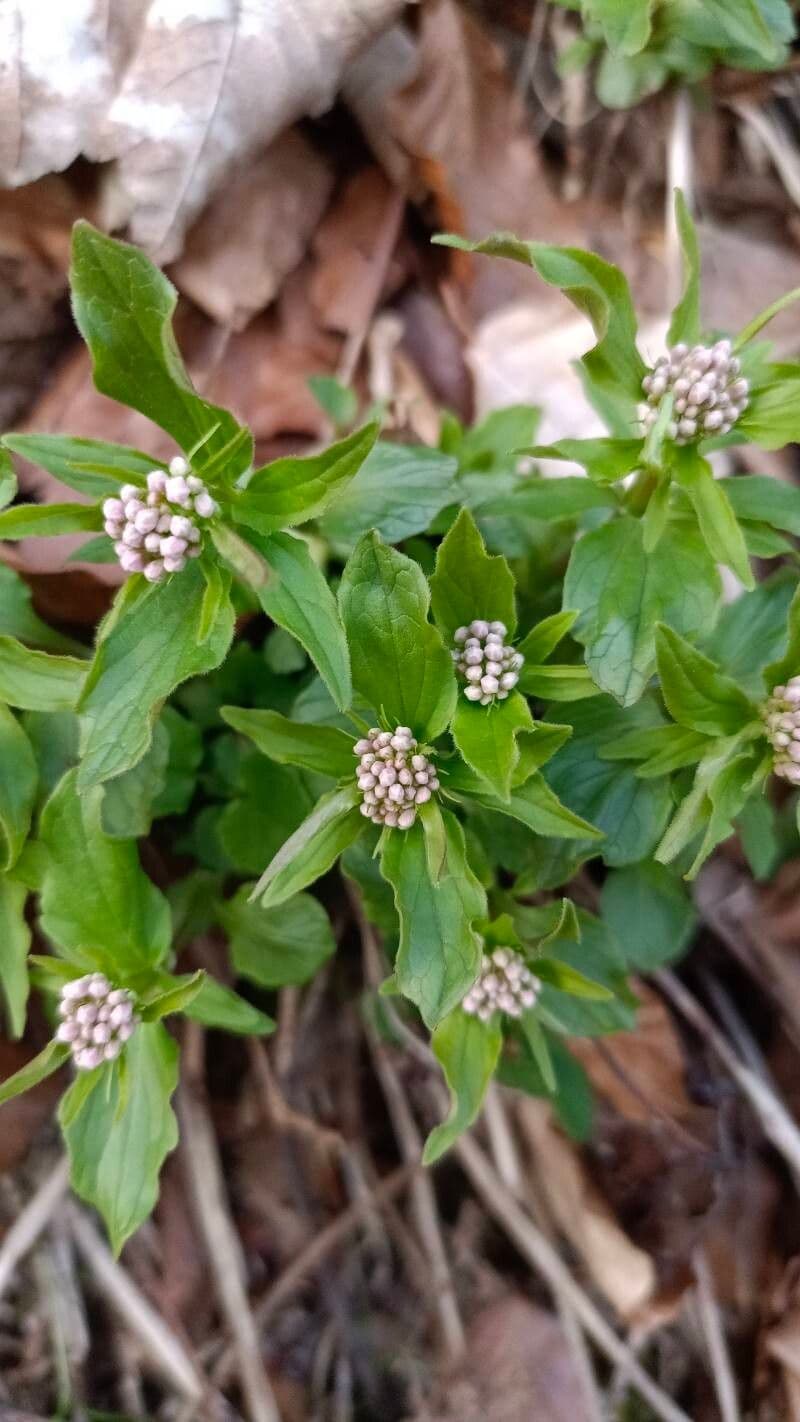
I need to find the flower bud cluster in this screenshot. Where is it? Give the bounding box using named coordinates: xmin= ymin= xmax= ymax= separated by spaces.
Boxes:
xmin=453 ymin=620 xmax=523 ymax=705
xmin=102 ymin=456 xmax=218 ymax=581
xmin=354 ymin=726 xmax=440 ymax=830
xmin=762 ymin=675 xmax=800 ymax=784
xmin=641 ymin=339 xmax=749 ymax=445
xmin=56 ymin=973 xmax=139 ymax=1070
xmin=462 ymin=947 xmax=540 ymax=1023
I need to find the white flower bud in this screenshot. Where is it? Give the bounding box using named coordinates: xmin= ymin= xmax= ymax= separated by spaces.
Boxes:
xmin=119 ymin=484 xmax=139 ymax=502
xmin=144 ymin=559 xmax=165 ymax=582
xmin=169 ymin=456 xmax=190 ymax=477
xmin=165 ymin=475 xmax=190 ymax=505
xmin=103 ymin=497 xmax=125 ymax=520
xmin=147 ymin=469 xmax=167 ymax=493
xmin=193 ymin=492 xmax=217 ymax=518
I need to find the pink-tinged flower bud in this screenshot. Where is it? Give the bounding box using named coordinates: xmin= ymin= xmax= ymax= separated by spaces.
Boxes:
xmin=88 ymin=974 xmax=110 ymax=997
xmin=144 ymin=559 xmax=165 ymax=582
xmin=354 ymin=738 xmax=372 ymax=755
xmin=102 ymin=498 xmax=125 ymax=520
xmin=388 ymin=783 xmax=405 ymax=803
xmin=481 ymin=674 xmax=500 ymax=694
xmin=144 ymin=532 xmax=161 ymax=553
xmin=464 ymin=684 xmax=482 ymax=701
xmin=466 ymin=665 xmax=482 ymax=683
xmin=488 ymin=621 xmax=507 ymax=636
xmin=160 ymin=535 xmax=188 ymax=558
xmin=169 ymin=455 xmax=190 ymax=477
xmin=119 ymin=484 xmax=139 ymax=502
xmin=124 ymin=498 xmax=144 ymax=521
xmin=187 ymin=474 xmax=203 ymax=491
xmin=193 ymin=492 xmax=217 ymax=518
xmin=165 ymin=475 xmax=190 ymax=504
xmin=454 ymin=626 xmax=468 ymax=642
xmin=92 ymin=1022 xmax=112 ymax=1044
xmin=500 ymin=671 xmax=518 ymax=690
xmin=415 ymin=786 xmax=432 ymax=804
xmin=397 ymin=808 xmax=416 ymax=829
xmin=119 ymin=548 xmax=144 ymax=573
xmin=104 ymin=1039 xmax=122 ymax=1061
xmin=76 ymin=1003 xmax=98 ymax=1025
xmin=157 ymin=512 xmax=173 ymax=533
xmin=104 ymin=519 xmax=123 ymax=538
xmin=147 ymin=469 xmax=167 ymax=493
xmin=134 ymin=507 xmax=160 ymax=534
xmin=122 ymin=524 xmax=144 ymax=548
xmin=170 ymin=514 xmax=194 ymax=539
xmin=110 ymin=1002 xmax=133 ymax=1026
xmin=75 ymin=1047 xmax=103 ymax=1070
xmin=117 ymin=1019 xmax=135 ymax=1042
xmin=470 ymin=619 xmax=490 ymax=638
xmin=163 ymin=555 xmax=187 ymax=573
xmin=57 ymin=1020 xmax=81 ymax=1042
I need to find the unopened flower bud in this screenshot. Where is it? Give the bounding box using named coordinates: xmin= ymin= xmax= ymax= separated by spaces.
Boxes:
xmin=641 ymin=340 xmax=749 ymax=445
xmin=462 ymin=946 xmax=541 ymax=1022
xmin=452 ymin=617 xmax=525 ymax=705
xmin=56 ymin=977 xmax=139 ymax=1069
xmin=353 ymin=728 xmax=438 ymax=830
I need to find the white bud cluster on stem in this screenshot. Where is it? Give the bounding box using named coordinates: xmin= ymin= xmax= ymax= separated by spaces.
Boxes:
xmin=762 ymin=676 xmax=800 ymax=784
xmin=453 ymin=620 xmax=523 ymax=705
xmin=641 ymin=339 xmax=749 ymax=445
xmin=56 ymin=973 xmax=139 ymax=1070
xmin=354 ymin=726 xmax=440 ymax=830
xmin=102 ymin=456 xmax=218 ymax=581
xmin=462 ymin=947 xmax=540 ymax=1022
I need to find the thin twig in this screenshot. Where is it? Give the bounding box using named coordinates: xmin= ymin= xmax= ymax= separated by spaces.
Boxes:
xmin=693 ymin=1247 xmax=741 ymax=1422
xmin=453 ymin=1133 xmax=694 ymax=1422
xmin=655 ymin=969 xmax=800 ymax=1183
xmin=67 ymin=1203 xmax=204 ymax=1403
xmin=0 ymin=1156 xmax=70 ymax=1300
xmin=178 ymin=1082 xmax=283 ymax=1422
xmin=349 ymin=886 xmax=466 ymax=1361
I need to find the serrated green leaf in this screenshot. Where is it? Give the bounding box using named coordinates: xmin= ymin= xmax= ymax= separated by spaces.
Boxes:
xmin=221 ymin=706 xmax=354 ymax=778
xmin=381 ymin=810 xmax=486 ymax=1028
xmin=430 ymin=507 xmax=517 ymax=638
xmin=254 ymin=784 xmax=363 ymax=908
xmin=221 ymin=886 xmax=335 ymax=988
xmin=423 ymin=1010 xmax=502 ymax=1164
xmin=0 ymin=877 xmax=31 ymax=1038
xmin=339 ymin=532 xmax=456 ymax=740
xmin=78 ymin=561 xmax=234 ymax=789
xmin=601 ymin=860 xmax=696 ymax=969
xmin=0 ymin=1038 xmax=69 ymax=1106
xmin=181 ymin=974 xmax=274 ymax=1035
xmin=233 ymin=424 xmax=378 ymax=535
xmin=319 ymin=442 xmax=458 ymax=554
xmin=452 ymin=692 xmax=534 ymax=800
xmin=521 ymin=438 xmax=644 ymax=485
xmin=516 ymin=610 xmax=578 ymax=665
xmin=100 ymin=720 xmax=170 ymax=839
xmin=517 ymin=662 xmax=601 ymax=701
xmin=672 ymin=447 xmax=753 ymax=588
xmin=70 ymin=223 xmax=251 ymax=479
xmin=600 ymin=722 xmax=711 ymax=777
xmin=655 ymin=623 xmax=755 ymax=735
xmin=0 ymin=638 xmax=86 ymax=710
xmin=38 ymin=769 xmax=172 ymax=973
xmin=447 ymin=760 xmax=603 ymax=841
xmin=139 ymin=970 xmax=205 ymax=1021
xmin=722 ymin=475 xmax=800 ymax=535
xmin=60 ymin=1023 xmax=178 ymax=1254
xmin=0 ymin=565 xmax=85 ymax=654
xmin=0 ymin=502 xmax=102 ymax=539
xmin=253 ymin=531 xmax=352 ymax=711
xmin=764 ymin=581 xmax=800 ymax=690
xmin=564 ymin=515 xmax=721 ymax=705
xmin=475 ymin=477 xmax=617 ymax=522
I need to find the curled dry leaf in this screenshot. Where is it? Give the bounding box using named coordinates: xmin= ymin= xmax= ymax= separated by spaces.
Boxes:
xmin=1 ymin=0 xmax=406 ymax=262
xmin=515 ymin=1097 xmax=656 ymax=1320
xmin=309 ymin=167 xmax=412 ymax=336
xmin=170 ymin=132 xmax=335 ymax=331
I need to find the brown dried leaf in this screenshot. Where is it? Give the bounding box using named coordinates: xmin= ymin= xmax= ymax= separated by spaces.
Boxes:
xmin=569 ymin=983 xmax=695 ymax=1124
xmin=170 ymin=132 xmax=335 ymax=330
xmin=515 ymin=1097 xmax=656 ymax=1319
xmin=309 ymin=167 xmax=412 ymax=336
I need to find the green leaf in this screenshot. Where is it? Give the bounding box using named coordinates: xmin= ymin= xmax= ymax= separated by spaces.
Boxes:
xmin=0 ymin=450 xmax=17 ymax=509
xmin=0 ymin=877 xmax=31 ymax=1037
xmin=452 ymin=692 xmax=534 ymax=800
xmin=254 ymin=531 xmax=351 ymax=711
xmin=543 ymin=695 xmax=672 ymax=864
xmin=180 ymin=974 xmax=274 ymax=1035
xmin=70 ymin=223 xmax=252 ymax=478
xmin=77 ymin=561 xmax=235 ymax=789
xmin=197 ymin=559 xmax=227 ymax=644
xmin=672 ymin=447 xmax=753 ymax=588
xmin=536 ymin=910 xmax=634 ymax=1036
xmin=381 ymin=810 xmax=486 ymax=1028
xmin=319 ymin=442 xmax=458 ymax=554
xmin=60 ymin=1023 xmax=178 ymax=1254
xmin=533 ymin=957 xmax=613 ymax=1000
xmin=38 ymin=769 xmax=172 ymax=972
xmin=430 ymin=507 xmax=517 ymax=639
xmin=738 ymin=369 xmax=800 ymax=451
xmin=704 ymin=569 xmax=797 ymax=697
xmin=655 ymin=738 xmax=765 ymax=875
xmin=2 ymin=433 xmax=161 ymax=499
xmin=253 ymin=784 xmax=363 ymax=908
xmin=423 ymin=1011 xmax=502 ymax=1164
xmin=764 ymin=581 xmax=800 ymax=690
xmin=722 ymin=475 xmax=800 ymax=536
xmin=432 ymin=232 xmax=646 ymax=423
xmin=601 ymin=722 xmax=711 ymax=777
xmin=521 ymin=438 xmax=644 ymax=485
xmin=220 ymin=886 xmax=335 ymax=987
xmin=586 ymin=0 xmax=654 ymax=53
xmin=0 ymin=564 xmax=85 ymax=654
xmin=655 ymin=624 xmax=755 ymax=735
xmin=308 ymin=374 xmax=358 ymax=429
xmin=601 ymin=860 xmax=696 ymax=969
xmin=233 ymin=424 xmax=378 ymax=534
xmin=667 ymin=190 xmax=701 ymax=347
xmin=0 ymin=707 xmax=36 ymax=871
xmin=339 ymin=532 xmax=456 ymax=740
xmin=0 ymin=502 xmax=102 ymax=540
xmin=0 ymin=1038 xmax=69 ymax=1106
xmin=456 ymin=404 xmax=541 ymax=468
xmin=0 ymin=638 xmax=86 ymax=710
xmin=564 ymin=515 xmax=721 ymax=705
xmin=151 ymin=707 xmax=202 ymax=817
xmin=221 ymin=707 xmax=354 ymax=778
xmin=476 ymin=477 xmax=616 ymax=522
xmin=100 ymin=720 xmax=170 ymax=839
xmin=139 ymin=970 xmax=205 ymax=1021
xmin=447 ymin=761 xmax=603 ymax=841
xmin=210 ymin=523 xmax=270 ymax=589
xmin=517 ymin=662 xmax=601 ymax=701
xmin=516 ymin=610 xmax=578 ymax=665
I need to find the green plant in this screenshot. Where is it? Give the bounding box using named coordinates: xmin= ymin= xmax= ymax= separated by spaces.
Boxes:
xmin=2 ymin=195 xmax=800 ymax=1248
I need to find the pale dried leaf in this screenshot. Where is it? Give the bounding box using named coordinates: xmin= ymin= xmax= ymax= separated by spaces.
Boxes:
xmin=342 ymin=24 xmax=419 ymax=185
xmin=515 ymin=1098 xmax=655 ymax=1319
xmin=569 ymin=984 xmax=695 ymax=1124
xmin=171 ymin=132 xmax=334 ymax=329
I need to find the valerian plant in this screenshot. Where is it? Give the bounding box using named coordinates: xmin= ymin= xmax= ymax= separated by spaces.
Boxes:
xmin=3 ymin=194 xmax=800 ymax=1244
